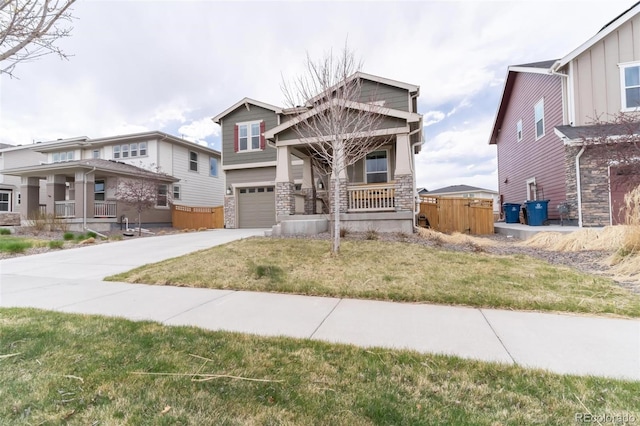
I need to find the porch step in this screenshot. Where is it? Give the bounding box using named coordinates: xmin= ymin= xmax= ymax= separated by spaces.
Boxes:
xmin=280 ymin=218 xmax=328 ymax=236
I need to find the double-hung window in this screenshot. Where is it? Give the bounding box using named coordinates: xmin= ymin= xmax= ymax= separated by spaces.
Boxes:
xmin=121 ymin=145 xmax=129 ymax=158
xmin=94 ymin=180 xmax=105 ymax=201
xmin=366 ymin=150 xmax=388 ymax=183
xmin=534 ymin=99 xmax=545 ymax=139
xmin=130 ymin=143 xmax=138 ymax=157
xmin=236 ymin=121 xmax=263 ymax=152
xmin=0 ymin=191 xmax=10 ymax=212
xmin=157 ymin=184 xmax=168 ymax=207
xmin=621 ymin=62 xmax=640 ymax=111
xmin=190 ymin=151 xmax=198 ymax=172
xmin=516 ymin=119 xmax=523 ymax=142
xmin=209 ymin=157 xmax=218 ymax=177
xmin=139 ymin=142 xmax=147 ymax=156
xmin=113 ymin=146 xmax=120 ymax=159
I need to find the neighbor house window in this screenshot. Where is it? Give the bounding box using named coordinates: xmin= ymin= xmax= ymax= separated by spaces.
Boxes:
xmin=130 ymin=143 xmax=138 ymax=157
xmin=534 ymin=99 xmax=544 ymax=139
xmin=52 ymin=151 xmax=74 ymax=163
xmin=517 ymin=119 xmax=523 ymax=142
xmin=190 ymin=151 xmax=198 ymax=172
xmin=157 ymin=184 xmax=168 ymax=207
xmin=92 ymin=149 xmax=100 ymax=159
xmin=0 ymin=191 xmax=10 ymax=212
xmin=94 ymin=180 xmax=105 ymax=201
xmin=236 ymin=121 xmax=263 ymax=152
xmin=366 ymin=150 xmax=388 ymax=183
xmin=209 ymin=157 xmax=218 ymax=177
xmin=113 ymin=146 xmax=120 ymax=159
xmin=139 ymin=142 xmax=147 ymax=156
xmin=621 ymin=62 xmax=640 ymax=110
xmin=173 ymin=185 xmax=180 ymax=200
xmin=121 ymin=144 xmax=129 ymax=158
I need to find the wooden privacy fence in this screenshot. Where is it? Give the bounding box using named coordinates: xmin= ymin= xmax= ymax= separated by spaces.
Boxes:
xmin=419 ymin=196 xmax=494 ymax=235
xmin=172 ymin=204 xmax=224 ymax=230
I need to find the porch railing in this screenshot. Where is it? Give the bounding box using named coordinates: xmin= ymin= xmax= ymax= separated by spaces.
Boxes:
xmin=94 ymin=201 xmax=117 ymax=218
xmin=54 ymin=201 xmax=75 ymax=218
xmin=347 ymin=184 xmax=396 ymax=212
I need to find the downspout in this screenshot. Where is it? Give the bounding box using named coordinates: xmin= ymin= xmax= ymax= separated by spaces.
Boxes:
xmin=411 ymin=140 xmax=422 ymax=229
xmin=575 ymin=146 xmax=585 ymax=227
xmin=83 ymin=167 xmax=96 ymax=230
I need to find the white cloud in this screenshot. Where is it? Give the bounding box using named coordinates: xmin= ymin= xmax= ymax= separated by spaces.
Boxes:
xmin=423 ymin=111 xmax=446 ymax=127
xmin=178 ymin=117 xmax=220 ymax=147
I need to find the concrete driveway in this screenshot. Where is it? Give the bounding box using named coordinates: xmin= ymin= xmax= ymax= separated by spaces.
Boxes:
xmin=1 ymin=229 xmax=639 ymax=381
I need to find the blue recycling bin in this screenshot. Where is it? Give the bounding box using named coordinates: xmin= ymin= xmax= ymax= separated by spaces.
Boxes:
xmin=503 ymin=203 xmax=521 ymax=223
xmin=524 ymin=200 xmax=549 ymax=226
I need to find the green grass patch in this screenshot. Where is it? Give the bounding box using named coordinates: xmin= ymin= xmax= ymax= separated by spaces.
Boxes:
xmin=0 ymin=228 xmax=11 ymax=235
xmin=106 ymin=238 xmax=640 ymax=317
xmin=63 ymin=232 xmax=75 ymax=241
xmin=1 ymin=308 xmax=638 ymax=425
xmin=48 ymin=240 xmax=64 ymax=249
xmin=0 ymin=236 xmax=38 ymax=253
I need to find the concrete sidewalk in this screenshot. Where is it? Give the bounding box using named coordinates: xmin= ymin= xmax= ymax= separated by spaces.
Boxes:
xmin=1 ymin=229 xmax=639 ymax=381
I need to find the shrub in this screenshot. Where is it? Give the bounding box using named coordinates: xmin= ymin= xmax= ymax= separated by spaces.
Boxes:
xmin=48 ymin=240 xmax=64 ymax=249
xmin=365 ymin=228 xmax=379 ymax=241
xmin=1 ymin=241 xmax=31 ymax=253
xmin=340 ymin=227 xmax=349 ymax=238
xmin=0 ymin=228 xmax=11 ymax=235
xmin=87 ymin=231 xmax=98 ymax=239
xmin=63 ymin=232 xmax=75 ymax=241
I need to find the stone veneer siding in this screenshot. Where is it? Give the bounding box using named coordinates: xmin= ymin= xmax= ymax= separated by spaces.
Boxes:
xmin=394 ymin=174 xmax=414 ymax=211
xmin=0 ymin=213 xmax=21 ymax=226
xmin=329 ymin=178 xmax=348 ymax=214
xmin=276 ymin=182 xmax=295 ymax=217
xmin=301 ymin=188 xmax=315 ymax=214
xmin=224 ymin=195 xmax=236 ymax=229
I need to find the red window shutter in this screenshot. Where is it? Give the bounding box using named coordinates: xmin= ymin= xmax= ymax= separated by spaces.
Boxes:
xmin=260 ymin=121 xmax=266 ymax=150
xmin=234 ymin=124 xmax=239 ymax=152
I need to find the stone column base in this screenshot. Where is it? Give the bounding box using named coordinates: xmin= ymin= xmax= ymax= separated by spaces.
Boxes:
xmin=276 ymin=182 xmax=295 ymax=217
xmin=224 ymin=195 xmax=236 ymax=228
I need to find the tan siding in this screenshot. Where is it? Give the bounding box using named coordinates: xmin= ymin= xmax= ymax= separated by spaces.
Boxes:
xmin=573 ymin=17 xmax=640 ymax=124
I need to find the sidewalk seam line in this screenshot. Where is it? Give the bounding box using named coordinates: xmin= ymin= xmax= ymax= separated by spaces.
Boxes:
xmin=479 ymin=309 xmax=517 ymax=365
xmin=309 ymin=298 xmax=343 ymax=339
xmin=55 ymin=287 xmax=140 ymax=310
xmin=161 ymin=290 xmax=238 ymax=323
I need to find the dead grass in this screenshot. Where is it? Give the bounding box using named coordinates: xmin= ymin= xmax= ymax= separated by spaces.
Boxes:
xmin=1 ymin=308 xmax=639 ymax=425
xmin=107 ymin=237 xmax=640 ymax=317
xmin=520 ymin=226 xmax=629 ymax=252
xmin=417 ymin=227 xmax=497 ymax=247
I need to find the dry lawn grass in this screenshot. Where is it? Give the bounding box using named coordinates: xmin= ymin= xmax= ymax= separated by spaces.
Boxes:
xmin=520 ymin=226 xmax=629 ymax=252
xmin=107 ymin=237 xmax=640 ymax=317
xmin=2 ymin=308 xmax=639 ymax=425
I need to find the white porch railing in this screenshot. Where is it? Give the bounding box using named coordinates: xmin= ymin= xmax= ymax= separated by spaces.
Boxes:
xmin=94 ymin=201 xmax=117 ymax=218
xmin=54 ymin=201 xmax=75 ymax=218
xmin=347 ymin=184 xmax=396 ymax=212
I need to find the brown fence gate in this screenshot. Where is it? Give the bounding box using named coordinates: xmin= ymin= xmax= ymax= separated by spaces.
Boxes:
xmin=419 ymin=196 xmax=494 ymax=235
xmin=172 ymin=204 xmax=224 ymax=230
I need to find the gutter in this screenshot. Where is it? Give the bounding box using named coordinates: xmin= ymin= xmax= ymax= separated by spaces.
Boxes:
xmin=575 ymin=146 xmax=586 ymax=227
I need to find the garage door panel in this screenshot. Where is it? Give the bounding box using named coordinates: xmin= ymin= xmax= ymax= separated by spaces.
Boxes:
xmin=238 ymin=187 xmax=276 ymax=228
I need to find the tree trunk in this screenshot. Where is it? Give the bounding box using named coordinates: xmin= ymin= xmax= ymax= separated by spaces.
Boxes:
xmin=332 ymin=174 xmax=340 ymax=253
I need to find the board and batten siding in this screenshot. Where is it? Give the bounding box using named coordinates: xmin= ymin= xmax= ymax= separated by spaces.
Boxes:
xmin=358 ymin=80 xmax=409 ymax=112
xmin=221 ymin=105 xmax=278 ymax=167
xmin=496 ymin=72 xmax=566 ymax=220
xmin=571 ymin=14 xmax=640 ymax=125
xmin=225 ymin=164 xmax=303 ymax=186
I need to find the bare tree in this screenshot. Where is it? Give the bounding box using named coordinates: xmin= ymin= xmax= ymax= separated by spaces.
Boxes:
xmin=115 ymin=166 xmax=173 ymax=236
xmin=281 ymin=45 xmax=391 ymax=253
xmin=0 ymin=0 xmax=77 ymax=77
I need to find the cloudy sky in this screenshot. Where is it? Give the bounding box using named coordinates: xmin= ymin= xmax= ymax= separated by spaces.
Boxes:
xmin=1 ymin=0 xmax=637 ymax=191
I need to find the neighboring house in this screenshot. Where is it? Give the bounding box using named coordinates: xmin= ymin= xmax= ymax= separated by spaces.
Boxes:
xmin=417 ymin=187 xmax=429 ymax=196
xmin=0 ymin=131 xmax=223 ymax=231
xmin=489 ymin=1 xmax=640 ymax=226
xmin=213 ymin=72 xmax=423 ymax=233
xmin=426 ymin=185 xmax=499 ymax=213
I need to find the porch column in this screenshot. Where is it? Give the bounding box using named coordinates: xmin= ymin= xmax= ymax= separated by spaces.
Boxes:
xmin=75 ymin=170 xmax=96 ymax=221
xmin=20 ymin=177 xmax=40 ymax=219
xmin=301 ymin=156 xmax=315 ymax=214
xmin=45 ymin=174 xmax=66 ymax=217
xmin=275 ymin=146 xmax=295 ymax=217
xmin=394 ymin=133 xmax=414 ymax=211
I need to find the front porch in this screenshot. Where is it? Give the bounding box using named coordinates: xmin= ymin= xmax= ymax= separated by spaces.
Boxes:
xmin=53 ymin=200 xmax=118 ymax=219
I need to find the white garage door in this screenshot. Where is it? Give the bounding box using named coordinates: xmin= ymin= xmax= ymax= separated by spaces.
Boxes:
xmin=238 ymin=186 xmax=276 ymax=228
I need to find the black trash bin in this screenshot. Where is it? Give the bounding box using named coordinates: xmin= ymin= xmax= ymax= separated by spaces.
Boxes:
xmin=524 ymin=200 xmax=549 ymax=226
xmin=503 ymin=203 xmax=521 ymax=223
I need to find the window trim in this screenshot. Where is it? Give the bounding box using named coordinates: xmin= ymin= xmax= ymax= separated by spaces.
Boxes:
xmin=620 ymin=61 xmax=640 ymax=112
xmin=236 ymin=120 xmax=264 ymax=152
xmin=364 ymin=149 xmax=390 ymax=184
xmin=534 ymin=99 xmax=545 ymax=140
xmin=516 ymin=119 xmax=523 ymax=142
xmin=189 ymin=151 xmax=198 ymax=172
xmin=0 ymin=190 xmax=11 ymax=212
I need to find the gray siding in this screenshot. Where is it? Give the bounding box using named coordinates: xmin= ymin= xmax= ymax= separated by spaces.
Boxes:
xmin=226 ymin=165 xmax=302 ymax=186
xmin=358 ymin=79 xmax=409 ymax=112
xmin=221 ymin=105 xmax=278 ymax=166
xmin=277 ymin=114 xmax=407 ymax=141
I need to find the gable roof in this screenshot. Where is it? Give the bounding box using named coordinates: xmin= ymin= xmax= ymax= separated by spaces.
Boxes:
xmin=488 ymin=60 xmax=558 ymax=145
xmin=212 ymin=97 xmax=282 ymax=124
xmin=428 ymin=185 xmax=497 ymax=195
xmin=263 ymin=98 xmax=421 ymax=140
xmin=551 ymin=1 xmax=640 ymax=71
